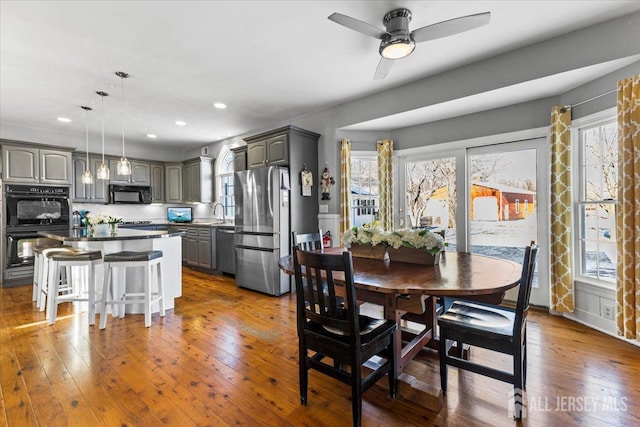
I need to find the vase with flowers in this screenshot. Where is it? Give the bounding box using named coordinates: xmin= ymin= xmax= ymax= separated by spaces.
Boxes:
xmin=385 ymin=228 xmax=445 ymax=265
xmin=86 ymin=213 xmax=122 ymax=236
xmin=341 ymin=226 xmax=389 ymax=260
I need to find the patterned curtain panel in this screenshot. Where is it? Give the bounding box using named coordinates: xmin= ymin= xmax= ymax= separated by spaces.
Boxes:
xmin=340 ymin=138 xmax=352 ymax=236
xmin=616 ymin=75 xmax=640 ymax=340
xmin=377 ymin=139 xmax=393 ymax=232
xmin=549 ymin=106 xmax=574 ymax=313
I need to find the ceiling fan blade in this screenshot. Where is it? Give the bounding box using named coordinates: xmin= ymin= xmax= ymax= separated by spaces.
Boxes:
xmin=328 ymin=12 xmax=388 ymax=39
xmin=374 ymin=57 xmax=394 ymax=80
xmin=411 ymin=12 xmax=490 ymax=43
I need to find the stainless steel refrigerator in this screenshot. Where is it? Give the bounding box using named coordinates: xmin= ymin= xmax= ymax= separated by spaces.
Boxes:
xmin=234 ymin=167 xmax=291 ymax=295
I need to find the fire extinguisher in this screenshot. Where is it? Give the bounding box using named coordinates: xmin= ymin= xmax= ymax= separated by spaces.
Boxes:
xmin=322 ymin=231 xmax=332 ymax=248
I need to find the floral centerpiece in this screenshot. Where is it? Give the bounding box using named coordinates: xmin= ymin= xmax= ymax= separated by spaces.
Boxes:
xmin=341 ymin=226 xmax=445 ymax=264
xmin=385 ymin=228 xmax=445 ymax=265
xmin=86 ymin=214 xmax=122 ymax=235
xmin=341 ymin=226 xmax=389 ymax=260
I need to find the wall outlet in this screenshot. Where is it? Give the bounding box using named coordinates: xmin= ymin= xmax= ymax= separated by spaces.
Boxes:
xmin=601 ymin=300 xmax=615 ymax=321
xmin=319 ymin=204 xmax=328 ymax=213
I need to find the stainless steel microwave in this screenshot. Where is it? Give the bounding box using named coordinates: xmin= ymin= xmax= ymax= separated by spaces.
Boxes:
xmin=108 ymin=185 xmax=152 ymax=204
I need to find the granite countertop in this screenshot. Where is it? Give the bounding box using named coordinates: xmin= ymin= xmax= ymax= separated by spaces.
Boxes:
xmin=39 ymin=228 xmax=186 ymax=242
xmin=163 ymin=222 xmax=235 ymax=229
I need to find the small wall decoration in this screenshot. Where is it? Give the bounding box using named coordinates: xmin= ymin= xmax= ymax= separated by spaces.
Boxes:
xmin=321 ymin=164 xmax=335 ymax=200
xmin=300 ymin=164 xmax=313 ymax=197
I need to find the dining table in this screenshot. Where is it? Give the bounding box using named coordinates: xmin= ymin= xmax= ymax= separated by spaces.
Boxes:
xmin=278 ymin=247 xmax=522 ymax=411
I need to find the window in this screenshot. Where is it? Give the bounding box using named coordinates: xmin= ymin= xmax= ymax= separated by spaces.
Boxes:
xmin=577 ymin=119 xmax=618 ymax=283
xmin=217 ymin=147 xmax=235 ymax=218
xmin=350 ymin=155 xmax=379 ymax=227
xmin=405 ymin=156 xmax=457 ymax=248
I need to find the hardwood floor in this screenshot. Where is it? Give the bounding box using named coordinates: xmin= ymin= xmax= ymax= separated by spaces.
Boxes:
xmin=1 ymin=268 xmax=638 ymax=426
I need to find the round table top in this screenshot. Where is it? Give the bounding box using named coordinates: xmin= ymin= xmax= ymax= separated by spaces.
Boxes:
xmin=278 ymin=248 xmax=522 ymax=297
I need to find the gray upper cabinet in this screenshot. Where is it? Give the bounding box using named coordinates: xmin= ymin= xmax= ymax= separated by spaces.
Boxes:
xmin=165 ymin=163 xmax=183 ymax=203
xmin=232 ymin=146 xmax=247 ymax=172
xmin=182 ymin=157 xmax=214 ymax=204
xmin=244 ymin=126 xmax=320 ymax=235
xmin=109 ymin=159 xmax=151 ymax=185
xmin=72 ymin=154 xmax=109 ymax=203
xmin=150 ymin=163 xmax=164 ymax=203
xmin=2 ymin=144 xmax=72 ymax=184
xmin=246 ymin=134 xmax=288 ymax=169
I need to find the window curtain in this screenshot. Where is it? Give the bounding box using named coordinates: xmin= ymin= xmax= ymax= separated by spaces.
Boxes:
xmin=377 ymin=139 xmax=393 ymax=231
xmin=340 ymin=138 xmax=352 ymax=235
xmin=549 ymin=106 xmax=574 ymax=313
xmin=615 ymin=75 xmax=640 ymax=340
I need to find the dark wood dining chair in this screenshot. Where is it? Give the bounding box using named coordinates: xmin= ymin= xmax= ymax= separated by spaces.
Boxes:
xmin=438 ymin=243 xmax=539 ymax=420
xmin=293 ymin=246 xmax=397 ymax=427
xmin=291 ymin=229 xmax=323 ymax=251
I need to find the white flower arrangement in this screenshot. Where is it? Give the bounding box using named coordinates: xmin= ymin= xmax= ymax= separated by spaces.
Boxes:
xmin=86 ymin=213 xmax=122 ymax=225
xmin=386 ymin=229 xmax=444 ymax=255
xmin=341 ymin=226 xmax=387 ymax=246
xmin=342 ymin=226 xmax=445 ymax=255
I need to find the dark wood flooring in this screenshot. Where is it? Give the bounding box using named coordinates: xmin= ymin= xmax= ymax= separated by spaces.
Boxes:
xmin=1 ymin=268 xmax=638 ymax=426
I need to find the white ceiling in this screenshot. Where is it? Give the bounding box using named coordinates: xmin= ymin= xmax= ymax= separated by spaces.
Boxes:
xmin=2 ymin=1 xmax=640 ymax=151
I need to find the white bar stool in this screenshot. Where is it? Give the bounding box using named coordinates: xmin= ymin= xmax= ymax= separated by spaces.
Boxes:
xmin=32 ymin=243 xmax=65 ymax=306
xmin=35 ymin=246 xmax=75 ymax=310
xmin=46 ymin=250 xmax=103 ymax=325
xmin=99 ymin=250 xmax=164 ymax=329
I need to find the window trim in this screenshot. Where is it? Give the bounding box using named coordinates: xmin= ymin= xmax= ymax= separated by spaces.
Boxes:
xmin=216 ymin=146 xmax=235 ymax=218
xmin=350 ymin=152 xmax=379 ymax=228
xmin=571 ymin=107 xmax=618 ymax=290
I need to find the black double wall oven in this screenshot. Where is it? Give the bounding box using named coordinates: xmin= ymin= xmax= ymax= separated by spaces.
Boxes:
xmin=5 ymin=185 xmax=70 ymax=271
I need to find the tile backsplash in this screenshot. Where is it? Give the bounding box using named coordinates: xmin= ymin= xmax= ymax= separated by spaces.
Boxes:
xmin=72 ymin=203 xmax=217 ymax=223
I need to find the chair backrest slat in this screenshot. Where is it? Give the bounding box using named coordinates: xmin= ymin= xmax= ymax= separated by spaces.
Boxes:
xmin=292 ymin=230 xmax=323 ymax=252
xmin=514 ymin=243 xmax=539 ymax=334
xmin=293 ymin=246 xmax=359 ymax=343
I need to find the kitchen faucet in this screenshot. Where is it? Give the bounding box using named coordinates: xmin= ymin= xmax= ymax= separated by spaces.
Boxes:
xmin=212 ymin=202 xmax=226 ymax=223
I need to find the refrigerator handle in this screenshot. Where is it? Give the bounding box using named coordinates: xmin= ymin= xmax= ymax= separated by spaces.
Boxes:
xmin=268 ymin=167 xmax=274 ymax=218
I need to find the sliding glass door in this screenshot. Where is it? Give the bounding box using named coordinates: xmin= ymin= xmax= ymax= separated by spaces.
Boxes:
xmin=467 ymin=139 xmax=549 ymax=306
xmin=398 ymin=137 xmax=549 ymax=307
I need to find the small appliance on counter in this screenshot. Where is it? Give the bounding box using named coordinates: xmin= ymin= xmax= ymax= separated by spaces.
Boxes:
xmin=167 ymin=207 xmax=192 ymax=223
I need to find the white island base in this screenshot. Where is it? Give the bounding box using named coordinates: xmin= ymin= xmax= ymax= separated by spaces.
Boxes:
xmin=70 ymin=234 xmax=182 ymax=315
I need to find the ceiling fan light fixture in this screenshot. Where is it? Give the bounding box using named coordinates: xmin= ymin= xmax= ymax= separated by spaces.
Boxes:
xmin=380 ymin=36 xmax=415 ymax=59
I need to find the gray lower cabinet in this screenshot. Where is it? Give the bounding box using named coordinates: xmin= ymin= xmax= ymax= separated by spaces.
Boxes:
xmin=183 ymin=226 xmax=214 ymax=270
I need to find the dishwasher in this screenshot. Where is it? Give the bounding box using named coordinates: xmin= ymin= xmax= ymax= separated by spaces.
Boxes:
xmin=216 ymin=228 xmax=236 ymax=274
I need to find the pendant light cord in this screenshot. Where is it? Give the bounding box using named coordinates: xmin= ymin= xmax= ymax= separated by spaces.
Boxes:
xmin=101 ymin=95 xmax=105 ymax=163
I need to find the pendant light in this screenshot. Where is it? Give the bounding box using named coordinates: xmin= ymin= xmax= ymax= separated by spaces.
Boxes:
xmin=115 ymin=71 xmax=131 ymax=175
xmin=80 ymin=105 xmax=93 ymax=184
xmin=96 ymin=91 xmax=110 ymax=180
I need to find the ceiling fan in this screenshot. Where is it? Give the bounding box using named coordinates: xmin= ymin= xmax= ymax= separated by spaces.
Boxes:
xmin=328 ymin=8 xmax=491 ymax=80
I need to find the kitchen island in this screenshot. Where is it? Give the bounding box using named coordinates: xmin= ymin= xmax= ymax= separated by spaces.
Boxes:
xmin=39 ymin=228 xmax=185 ymax=313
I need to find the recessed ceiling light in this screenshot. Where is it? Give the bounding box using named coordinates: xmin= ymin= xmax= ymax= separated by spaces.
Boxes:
xmin=57 ymin=117 xmax=71 ymax=123
xmin=147 ymin=134 xmax=157 ymax=139
xmin=175 ymin=120 xmax=186 ymax=126
xmin=213 ymin=102 xmax=226 ymax=109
